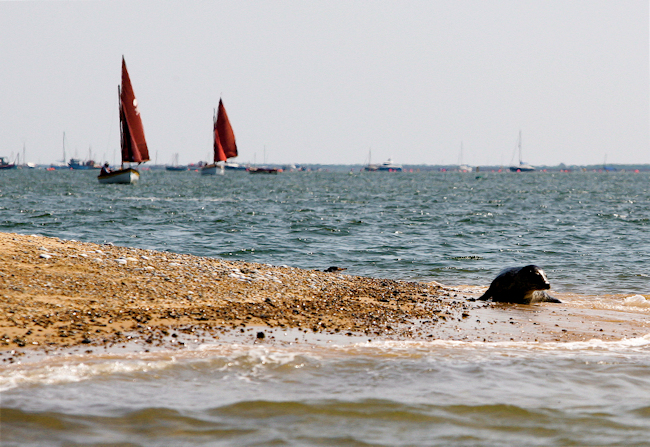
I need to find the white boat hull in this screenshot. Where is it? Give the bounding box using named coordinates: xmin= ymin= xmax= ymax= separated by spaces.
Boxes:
xmin=98 ymin=168 xmax=140 ymax=184
xmin=510 ymin=164 xmax=535 ymax=172
xmin=224 ymin=162 xmax=247 ymax=171
xmin=200 ymin=164 xmax=224 ymax=175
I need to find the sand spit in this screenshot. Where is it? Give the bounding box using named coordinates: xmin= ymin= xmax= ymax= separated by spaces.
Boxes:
xmin=1 ymin=232 xmax=648 ymax=362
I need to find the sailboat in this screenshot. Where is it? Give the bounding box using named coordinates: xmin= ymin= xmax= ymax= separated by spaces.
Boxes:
xmin=98 ymin=57 xmax=150 ymax=184
xmin=166 ymin=153 xmax=187 ymax=171
xmin=0 ymin=156 xmax=17 ymax=170
xmin=457 ymin=142 xmax=472 ymax=172
xmin=248 ymin=145 xmax=279 ymax=174
xmin=70 ymin=146 xmax=100 ymax=170
xmin=363 ymin=149 xmax=402 ymax=172
xmin=49 ymin=132 xmax=68 ymax=170
xmin=509 ymin=131 xmax=535 ymax=172
xmin=201 ymin=99 xmax=238 ymax=175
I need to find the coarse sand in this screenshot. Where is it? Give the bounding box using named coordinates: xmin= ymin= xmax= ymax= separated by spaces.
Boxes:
xmin=1 ymin=232 xmax=648 ymax=362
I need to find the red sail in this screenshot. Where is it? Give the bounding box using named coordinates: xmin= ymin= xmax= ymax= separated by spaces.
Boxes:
xmin=214 ymin=99 xmax=237 ymax=162
xmin=213 ymin=108 xmax=227 ymax=163
xmin=120 ymin=57 xmax=149 ymax=164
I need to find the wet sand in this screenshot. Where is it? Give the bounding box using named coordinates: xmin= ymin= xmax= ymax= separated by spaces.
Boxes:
xmin=1 ymin=232 xmax=649 ymax=361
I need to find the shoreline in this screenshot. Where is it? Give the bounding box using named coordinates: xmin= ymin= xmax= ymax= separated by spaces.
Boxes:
xmin=1 ymin=232 xmax=649 ymax=363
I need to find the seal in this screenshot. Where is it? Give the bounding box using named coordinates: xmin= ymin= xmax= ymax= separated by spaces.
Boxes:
xmin=478 ymin=265 xmax=561 ymax=304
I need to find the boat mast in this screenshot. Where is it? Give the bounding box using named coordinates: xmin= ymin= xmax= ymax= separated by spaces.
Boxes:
xmin=518 ymin=130 xmax=522 ymax=165
xmin=118 ymin=85 xmax=123 ymax=169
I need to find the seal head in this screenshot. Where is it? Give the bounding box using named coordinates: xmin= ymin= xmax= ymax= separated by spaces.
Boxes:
xmin=478 ymin=265 xmax=560 ymax=304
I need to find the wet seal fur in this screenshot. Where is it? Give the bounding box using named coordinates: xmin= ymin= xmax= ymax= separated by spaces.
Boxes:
xmin=478 ymin=265 xmax=561 ymax=304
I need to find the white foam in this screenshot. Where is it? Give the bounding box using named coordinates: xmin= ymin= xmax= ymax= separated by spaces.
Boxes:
xmin=332 ymin=334 xmax=650 ymax=359
xmin=4 ymin=331 xmax=650 ymax=392
xmin=563 ymin=293 xmax=650 ymax=313
xmin=0 ymin=355 xmax=177 ymax=392
xmin=623 ymin=295 xmax=650 ymax=307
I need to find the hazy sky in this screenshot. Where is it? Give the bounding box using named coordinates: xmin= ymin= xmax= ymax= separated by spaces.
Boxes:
xmin=1 ymin=1 xmax=648 ymax=166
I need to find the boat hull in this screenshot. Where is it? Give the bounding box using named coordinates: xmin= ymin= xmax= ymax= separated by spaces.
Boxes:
xmin=224 ymin=162 xmax=247 ymax=171
xmin=70 ymin=165 xmax=100 ymax=170
xmin=365 ymin=158 xmax=402 ymax=172
xmin=0 ymin=157 xmax=17 ymax=170
xmin=166 ymin=166 xmax=188 ymax=171
xmin=69 ymin=159 xmax=100 ymax=170
xmin=377 ymin=166 xmax=403 ymax=172
xmin=509 ymin=166 xmax=535 ymax=172
xmin=97 ymin=168 xmax=140 ymax=184
xmin=249 ymin=167 xmax=278 ymax=174
xmin=200 ymin=164 xmax=224 ymax=175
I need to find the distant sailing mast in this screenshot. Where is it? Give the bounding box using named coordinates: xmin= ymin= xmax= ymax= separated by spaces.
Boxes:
xmin=98 ymin=57 xmax=150 ymax=184
xmin=62 ymin=132 xmax=67 ymax=167
xmin=364 ymin=148 xmax=379 ymax=171
xmin=509 ymin=130 xmax=535 ymax=172
xmin=458 ymin=141 xmax=472 ymax=172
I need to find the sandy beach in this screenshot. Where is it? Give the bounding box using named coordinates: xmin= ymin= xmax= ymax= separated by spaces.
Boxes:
xmin=1 ymin=232 xmax=648 ymax=361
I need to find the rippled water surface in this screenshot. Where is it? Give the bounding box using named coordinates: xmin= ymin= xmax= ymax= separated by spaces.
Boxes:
xmin=1 ymin=169 xmax=650 ymax=446
xmin=3 ymin=337 xmax=650 ymax=446
xmin=1 ymin=169 xmax=649 ymax=293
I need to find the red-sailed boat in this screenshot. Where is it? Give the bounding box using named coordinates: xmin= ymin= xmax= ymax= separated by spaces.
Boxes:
xmin=201 ymin=99 xmax=239 ymax=175
xmin=98 ymin=57 xmax=150 ymax=184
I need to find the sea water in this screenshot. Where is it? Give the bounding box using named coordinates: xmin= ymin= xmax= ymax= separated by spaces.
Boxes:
xmin=1 ymin=169 xmax=649 ymax=446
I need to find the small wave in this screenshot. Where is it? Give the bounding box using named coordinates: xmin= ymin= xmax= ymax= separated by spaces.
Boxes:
xmin=4 ymin=329 xmax=650 ymax=392
xmin=623 ymin=295 xmax=650 ymax=307
xmin=0 ymin=406 xmax=253 ymax=446
xmin=566 ymin=293 xmax=650 ymax=312
xmin=0 ymin=354 xmax=178 ymax=392
xmin=122 ymin=196 xmax=235 ymax=203
xmin=334 ymin=334 xmax=650 ymax=359
xmin=0 ymin=342 xmax=326 ymax=392
xmin=3 ymin=397 xmax=650 ymax=446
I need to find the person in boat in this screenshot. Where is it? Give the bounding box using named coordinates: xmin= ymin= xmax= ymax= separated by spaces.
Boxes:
xmin=100 ymin=163 xmax=112 ymax=176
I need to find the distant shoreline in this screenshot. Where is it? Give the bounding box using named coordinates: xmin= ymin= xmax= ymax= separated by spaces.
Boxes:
xmin=9 ymin=164 xmax=650 ymax=173
xmin=1 ymin=232 xmax=647 ymax=363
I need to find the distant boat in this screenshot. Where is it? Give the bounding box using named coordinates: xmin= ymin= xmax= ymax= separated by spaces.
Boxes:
xmin=371 ymin=158 xmax=402 ymax=172
xmin=166 ymin=153 xmax=188 ymax=171
xmin=224 ymin=161 xmax=248 ymax=171
xmin=249 ymin=166 xmax=278 ymax=174
xmin=201 ymin=99 xmax=238 ymax=176
xmin=509 ymin=131 xmax=535 ymax=172
xmin=49 ymin=132 xmax=69 ymax=170
xmin=98 ymin=57 xmax=150 ymax=184
xmin=70 ymin=145 xmax=101 ymax=170
xmin=363 ymin=150 xmax=402 ymax=172
xmin=69 ymin=158 xmax=100 ymax=170
xmin=166 ymin=166 xmax=188 ymax=172
xmin=18 ymin=144 xmax=35 ymax=169
xmin=0 ymin=156 xmax=17 ymax=170
xmin=602 ymin=154 xmax=616 ymax=172
xmin=457 ymin=142 xmax=472 ymax=172
xmin=363 ymin=149 xmax=378 ymax=171
xmin=248 ymin=145 xmax=279 ymax=174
